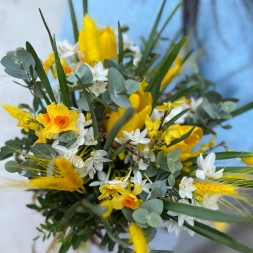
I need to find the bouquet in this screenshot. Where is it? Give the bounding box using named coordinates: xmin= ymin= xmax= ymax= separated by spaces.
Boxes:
xmin=1 ymin=1 xmax=253 ymax=252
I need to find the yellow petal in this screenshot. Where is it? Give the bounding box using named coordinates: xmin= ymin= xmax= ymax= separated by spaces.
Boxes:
xmin=99 ymin=26 xmax=118 ymax=62
xmin=79 ymin=15 xmax=101 ymax=66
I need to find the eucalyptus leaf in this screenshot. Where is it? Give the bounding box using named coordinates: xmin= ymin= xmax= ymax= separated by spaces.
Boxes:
xmin=202 ymin=100 xmax=217 ymax=119
xmin=5 ymin=160 xmax=18 ymax=173
xmin=125 ymin=80 xmax=140 ymax=94
xmin=147 ymin=212 xmax=163 ymax=227
xmin=151 ymin=181 xmax=167 ymax=196
xmin=145 ymin=165 xmax=158 ymax=177
xmin=122 ymin=207 xmax=134 ymax=222
xmin=141 ymin=199 xmax=163 ymax=215
xmin=222 ymin=101 xmax=236 ymax=112
xmin=168 ymin=174 xmax=175 ymax=187
xmin=110 ymin=93 xmax=131 ymax=108
xmin=104 ymin=59 xmax=117 ymax=69
xmin=4 ymin=68 xmax=29 ymax=79
xmin=16 ymin=49 xmax=36 ymax=71
xmin=107 ymin=67 xmax=126 ymax=94
xmin=32 ymin=143 xmax=57 ymax=160
xmin=143 ymin=227 xmax=157 ymax=243
xmin=132 ymin=208 xmax=149 ymax=224
xmin=1 ymin=55 xmax=22 ymax=71
xmin=76 ymin=95 xmax=93 ymax=112
xmin=167 ymin=149 xmax=181 ymax=161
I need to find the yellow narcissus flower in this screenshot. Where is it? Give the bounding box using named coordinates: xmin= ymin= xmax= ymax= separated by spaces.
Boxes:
xmin=105 ymin=91 xmax=152 ymax=137
xmin=79 ymin=15 xmax=117 ymax=66
xmin=36 ymin=102 xmax=79 ymax=139
xmin=3 ymin=105 xmax=39 ymax=132
xmin=161 ymin=56 xmax=182 ymax=88
xmin=111 ymin=183 xmax=143 ymax=210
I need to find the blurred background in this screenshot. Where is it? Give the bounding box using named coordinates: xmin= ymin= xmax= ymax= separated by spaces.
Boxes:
xmin=0 ymin=0 xmax=253 ymax=252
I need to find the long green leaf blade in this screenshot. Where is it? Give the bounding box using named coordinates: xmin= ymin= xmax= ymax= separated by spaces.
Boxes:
xmin=117 ymin=22 xmax=123 ymax=64
xmin=185 ymin=220 xmax=253 ymax=253
xmin=164 ymin=202 xmax=253 ymax=224
xmin=68 ymin=0 xmax=79 ymax=43
xmin=137 ymin=0 xmax=166 ymax=72
xmin=26 ymin=42 xmax=56 ymax=104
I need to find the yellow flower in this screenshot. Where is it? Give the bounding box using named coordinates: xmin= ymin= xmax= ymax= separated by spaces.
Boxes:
xmin=3 ymin=105 xmax=39 ymax=132
xmin=163 ymin=125 xmax=203 ymax=161
xmin=36 ymin=102 xmax=79 ymax=139
xmin=145 ymin=115 xmax=161 ymax=139
xmin=162 ymin=125 xmax=181 ymax=145
xmin=100 ymin=200 xmax=113 ymax=218
xmin=43 ymin=51 xmax=55 ymax=74
xmin=241 ymin=157 xmax=253 ymax=166
xmin=138 ymin=78 xmax=149 ymax=95
xmin=98 ymin=26 xmax=118 ymax=63
xmin=161 ymin=56 xmax=182 ymax=88
xmin=79 ymin=15 xmax=117 ymax=66
xmin=30 ymin=157 xmax=83 ymax=192
xmin=105 ymin=91 xmax=152 ymax=137
xmin=98 ymin=184 xmax=121 ymax=200
xmin=156 ymin=97 xmax=185 ymax=111
xmin=129 ymin=223 xmax=148 ymax=253
xmin=111 ymin=183 xmax=142 ymax=210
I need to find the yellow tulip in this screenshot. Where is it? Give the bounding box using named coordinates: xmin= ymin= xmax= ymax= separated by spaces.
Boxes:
xmin=105 ymin=91 xmax=152 ymax=137
xmin=79 ymin=15 xmax=117 ymax=66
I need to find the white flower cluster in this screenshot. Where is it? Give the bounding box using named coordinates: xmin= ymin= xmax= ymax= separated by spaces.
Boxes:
xmin=164 ymin=152 xmax=223 ymax=237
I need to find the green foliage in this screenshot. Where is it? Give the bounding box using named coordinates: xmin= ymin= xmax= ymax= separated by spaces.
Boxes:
xmin=1 ymin=48 xmax=36 ymax=79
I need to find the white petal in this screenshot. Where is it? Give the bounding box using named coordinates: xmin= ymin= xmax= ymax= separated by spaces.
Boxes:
xmin=196 ymin=169 xmax=206 ymax=180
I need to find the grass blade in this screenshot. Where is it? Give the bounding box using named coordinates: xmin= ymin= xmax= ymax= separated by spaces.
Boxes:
xmin=68 ymin=0 xmax=79 ymax=43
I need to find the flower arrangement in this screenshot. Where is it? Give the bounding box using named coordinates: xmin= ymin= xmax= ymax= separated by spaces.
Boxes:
xmin=1 ymin=1 xmax=253 ymax=253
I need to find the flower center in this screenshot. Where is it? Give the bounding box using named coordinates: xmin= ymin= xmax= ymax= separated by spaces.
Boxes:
xmin=123 ymin=195 xmax=136 ymax=209
xmin=54 ymin=116 xmax=69 ymax=128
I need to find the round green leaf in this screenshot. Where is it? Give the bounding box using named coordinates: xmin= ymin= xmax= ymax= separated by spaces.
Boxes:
xmin=151 ymin=180 xmax=167 ymax=196
xmin=222 ymin=101 xmax=236 ymax=112
xmin=110 ymin=93 xmax=131 ymax=108
xmin=4 ymin=160 xmax=18 ymax=173
xmin=167 ymin=148 xmax=182 ymax=161
xmin=125 ymin=80 xmax=139 ymax=94
xmin=132 ymin=208 xmax=149 ymax=224
xmin=141 ymin=199 xmax=163 ymax=215
xmin=147 ymin=212 xmax=163 ymax=227
xmin=168 ymin=174 xmax=175 ymax=187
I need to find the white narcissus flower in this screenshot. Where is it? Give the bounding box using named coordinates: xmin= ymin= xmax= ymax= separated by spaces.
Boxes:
xmin=84 ymin=127 xmax=98 ymax=146
xmin=167 ymin=199 xmax=195 ymax=227
xmin=179 ymin=176 xmax=196 ymax=199
xmin=86 ymin=61 xmax=108 ymax=82
xmin=203 ymin=194 xmax=220 ymax=210
xmin=122 ymin=128 xmax=150 ymax=145
xmin=196 ymin=153 xmax=224 ymax=180
xmin=161 ymin=220 xmax=183 ymax=236
xmin=89 ymin=171 xmax=107 ymax=187
xmin=90 ymin=150 xmax=111 ymax=171
xmin=130 ymin=170 xmax=151 ymax=194
xmin=57 ymin=40 xmax=83 ymax=60
xmin=89 ymin=81 xmax=107 ymax=97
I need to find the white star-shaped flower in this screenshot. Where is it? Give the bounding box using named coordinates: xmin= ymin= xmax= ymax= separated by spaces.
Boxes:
xmin=179 ymin=176 xmax=196 ymax=199
xmin=84 ymin=127 xmax=98 ymax=146
xmin=89 ymin=150 xmax=111 ymax=171
xmin=89 ymin=81 xmax=107 ymax=97
xmin=196 ymin=153 xmax=224 ymax=180
xmin=167 ymin=199 xmax=195 ymax=227
xmin=57 ymin=40 xmax=83 ymax=60
xmin=130 ymin=170 xmax=151 ymax=194
xmin=86 ymin=61 xmax=108 ymax=82
xmin=122 ymin=128 xmax=150 ymax=145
